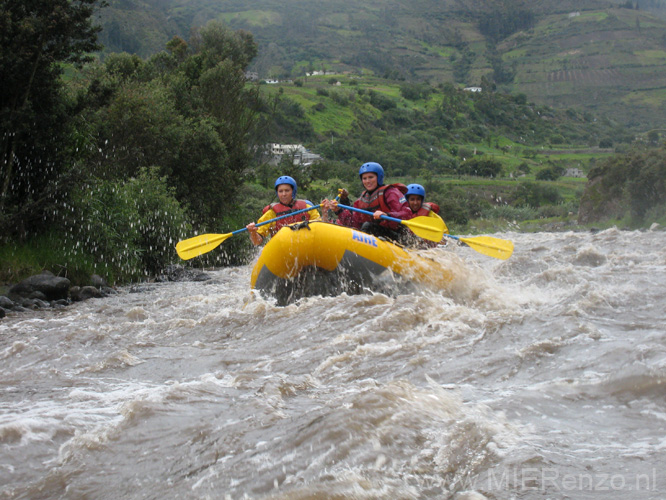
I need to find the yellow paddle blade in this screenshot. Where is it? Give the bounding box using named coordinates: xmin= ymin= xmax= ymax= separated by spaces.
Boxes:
xmin=176 ymin=233 xmax=232 ymax=260
xmin=458 ymin=235 xmax=514 ymax=260
xmin=401 ymin=215 xmax=445 ymax=242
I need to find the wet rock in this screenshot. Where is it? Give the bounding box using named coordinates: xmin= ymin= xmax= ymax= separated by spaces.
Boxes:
xmin=28 ymin=291 xmax=48 ymax=301
xmin=80 ymin=286 xmax=104 ymax=300
xmin=35 ymin=298 xmax=50 ymax=308
xmin=0 ymin=296 xmax=14 ymax=310
xmin=91 ymin=274 xmax=107 ymax=288
xmin=8 ymin=272 xmax=70 ymax=302
xmin=0 ymin=308 xmax=5 ymax=318
xmin=3 ymin=267 xmax=182 ymax=316
xmin=68 ymin=278 xmax=114 ymax=303
xmin=20 ymin=298 xmax=42 ymax=310
xmin=71 ymin=285 xmax=104 ymax=302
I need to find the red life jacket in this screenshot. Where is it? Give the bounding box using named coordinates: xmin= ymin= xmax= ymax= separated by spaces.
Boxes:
xmin=262 ymin=199 xmax=312 ymax=232
xmin=355 ymin=183 xmax=408 ymax=225
xmin=415 ymin=202 xmax=440 ymax=217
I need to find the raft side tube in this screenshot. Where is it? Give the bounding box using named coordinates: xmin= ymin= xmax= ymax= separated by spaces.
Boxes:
xmin=250 ymin=221 xmax=454 ymax=291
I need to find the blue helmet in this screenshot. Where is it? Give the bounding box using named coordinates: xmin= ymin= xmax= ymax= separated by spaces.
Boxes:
xmin=358 ymin=162 xmax=384 ymax=186
xmin=274 ymin=175 xmax=297 ymax=198
xmin=406 ymin=183 xmax=426 ymax=200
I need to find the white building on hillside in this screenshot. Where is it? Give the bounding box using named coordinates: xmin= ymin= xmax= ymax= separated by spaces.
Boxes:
xmin=267 ymin=143 xmax=322 ymax=166
xmin=564 ymin=167 xmax=585 ymax=178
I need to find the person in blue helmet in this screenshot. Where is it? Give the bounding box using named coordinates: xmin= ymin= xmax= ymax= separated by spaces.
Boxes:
xmin=404 ymin=183 xmax=447 ymax=247
xmin=246 ymin=176 xmax=320 ymax=246
xmin=321 ymin=162 xmax=411 ymax=243
xmin=405 ymin=184 xmax=441 ymax=219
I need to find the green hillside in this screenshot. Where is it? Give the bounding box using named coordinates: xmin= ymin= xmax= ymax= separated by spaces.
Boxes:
xmin=94 ymin=0 xmax=666 ymax=129
xmin=498 ymin=7 xmax=666 ymax=127
xmin=252 ymin=72 xmax=630 ymax=233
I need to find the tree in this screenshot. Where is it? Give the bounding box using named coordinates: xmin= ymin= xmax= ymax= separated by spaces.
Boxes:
xmin=197 ymin=59 xmax=258 ymax=204
xmin=478 ymin=2 xmax=535 ymax=43
xmin=196 ymin=22 xmax=257 ymax=71
xmin=579 ymin=146 xmax=666 ymax=223
xmin=166 ymin=36 xmax=188 ymax=61
xmin=85 ymin=22 xmax=261 ymax=228
xmin=536 ymin=165 xmax=563 ymax=181
xmin=513 ymin=181 xmax=562 ymax=208
xmin=626 ymin=149 xmax=666 ymax=218
xmin=192 ymin=22 xmax=260 ymax=203
xmin=400 ymin=82 xmax=433 ymax=101
xmin=647 ymin=130 xmax=660 ymax=145
xmin=0 ymin=0 xmax=103 ymax=236
xmin=91 ymin=80 xmax=184 ymax=181
xmin=105 ymin=52 xmax=144 ymax=81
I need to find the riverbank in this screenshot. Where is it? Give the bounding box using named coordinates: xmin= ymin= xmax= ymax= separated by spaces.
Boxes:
xmin=0 ymin=266 xmax=212 ymax=318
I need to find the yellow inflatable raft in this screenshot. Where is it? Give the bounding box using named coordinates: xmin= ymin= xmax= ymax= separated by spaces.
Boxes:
xmin=250 ymin=221 xmax=454 ymax=304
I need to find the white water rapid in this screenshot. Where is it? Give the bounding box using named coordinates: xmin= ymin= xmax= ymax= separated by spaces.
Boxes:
xmin=1 ymin=228 xmax=665 ymax=499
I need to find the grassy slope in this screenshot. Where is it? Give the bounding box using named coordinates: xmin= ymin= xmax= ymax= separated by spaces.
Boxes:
xmin=96 ymin=1 xmax=666 ymax=129
xmin=261 ymin=73 xmax=615 ymax=160
xmin=221 ymin=3 xmax=666 ymax=130
xmin=260 ymin=74 xmax=615 ymax=235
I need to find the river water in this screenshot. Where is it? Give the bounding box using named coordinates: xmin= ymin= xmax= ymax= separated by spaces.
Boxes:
xmin=1 ymin=228 xmax=665 ymax=499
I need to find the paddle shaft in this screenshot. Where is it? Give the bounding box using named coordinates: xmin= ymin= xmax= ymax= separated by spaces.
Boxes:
xmin=238 ymin=204 xmax=320 ymax=236
xmin=335 ymin=203 xmax=445 ymax=242
xmin=336 ymin=203 xmax=404 ymax=225
xmin=444 ymin=234 xmax=464 ymax=243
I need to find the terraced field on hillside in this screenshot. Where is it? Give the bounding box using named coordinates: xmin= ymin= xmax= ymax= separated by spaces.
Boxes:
xmin=501 ymin=9 xmax=666 ymax=125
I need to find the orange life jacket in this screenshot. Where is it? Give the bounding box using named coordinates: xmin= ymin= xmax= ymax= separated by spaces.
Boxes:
xmin=355 ymin=183 xmax=408 ymax=225
xmin=263 ymin=199 xmax=312 ymax=232
xmin=414 ymin=202 xmax=440 ymax=217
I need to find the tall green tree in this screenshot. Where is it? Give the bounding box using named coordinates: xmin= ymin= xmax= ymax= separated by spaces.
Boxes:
xmin=179 ymin=21 xmax=261 ymax=225
xmin=579 ymin=146 xmax=666 ymax=223
xmin=79 ymin=21 xmax=261 ymax=228
xmin=0 ymin=0 xmax=103 ymax=237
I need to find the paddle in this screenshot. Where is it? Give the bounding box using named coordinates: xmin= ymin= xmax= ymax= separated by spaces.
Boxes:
xmin=336 ymin=203 xmax=445 ymax=243
xmin=176 ymin=204 xmax=320 ymax=260
xmin=444 ymin=234 xmax=514 ymax=260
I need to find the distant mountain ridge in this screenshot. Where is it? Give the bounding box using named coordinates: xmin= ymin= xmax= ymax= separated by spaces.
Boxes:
xmin=95 ymin=0 xmax=666 ymax=128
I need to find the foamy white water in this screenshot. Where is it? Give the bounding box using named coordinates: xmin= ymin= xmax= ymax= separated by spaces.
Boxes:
xmin=1 ymin=228 xmax=665 ymax=499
